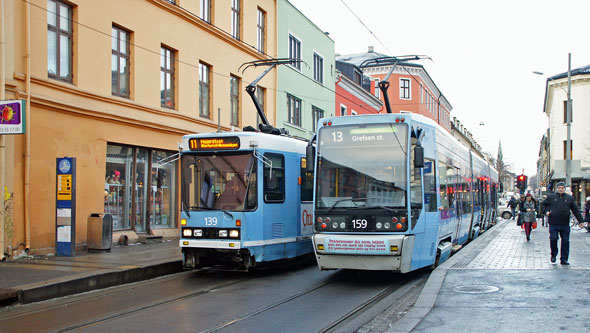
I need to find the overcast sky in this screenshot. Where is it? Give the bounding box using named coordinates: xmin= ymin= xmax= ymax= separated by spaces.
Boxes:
xmin=288 ymin=0 xmax=590 ymax=176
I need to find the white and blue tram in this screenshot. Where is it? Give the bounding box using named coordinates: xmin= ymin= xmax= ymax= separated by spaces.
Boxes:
xmin=179 ymin=131 xmax=314 ymax=269
xmin=307 ymin=113 xmax=498 ymax=272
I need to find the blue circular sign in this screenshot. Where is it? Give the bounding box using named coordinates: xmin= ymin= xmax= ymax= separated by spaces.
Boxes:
xmin=59 ymin=159 xmax=71 ymax=173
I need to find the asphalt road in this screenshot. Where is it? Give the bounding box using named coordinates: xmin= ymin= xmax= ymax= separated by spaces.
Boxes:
xmin=0 ymin=261 xmax=427 ymax=332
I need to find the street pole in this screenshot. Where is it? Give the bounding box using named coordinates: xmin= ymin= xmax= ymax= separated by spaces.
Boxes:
xmin=566 ymin=53 xmax=572 ymax=188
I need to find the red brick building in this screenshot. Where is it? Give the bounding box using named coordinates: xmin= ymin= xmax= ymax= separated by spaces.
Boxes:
xmin=335 ymin=60 xmax=382 ymax=116
xmin=336 ymin=47 xmax=452 ymax=131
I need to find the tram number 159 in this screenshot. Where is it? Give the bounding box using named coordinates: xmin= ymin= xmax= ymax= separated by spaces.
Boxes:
xmin=352 ymin=219 xmax=368 ymax=229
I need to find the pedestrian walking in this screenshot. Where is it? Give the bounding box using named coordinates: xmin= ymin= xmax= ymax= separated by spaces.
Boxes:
xmin=540 ymin=182 xmax=584 ymax=265
xmin=584 ymin=196 xmax=590 ymax=233
xmin=521 ymin=193 xmax=537 ymax=241
xmin=508 ymin=196 xmax=518 ymax=220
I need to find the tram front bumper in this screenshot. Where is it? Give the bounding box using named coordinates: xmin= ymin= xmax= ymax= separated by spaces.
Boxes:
xmin=312 ymin=234 xmax=415 ymax=272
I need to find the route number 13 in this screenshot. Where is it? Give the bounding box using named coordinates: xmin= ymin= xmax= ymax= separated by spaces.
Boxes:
xmin=331 ymin=131 xmax=343 ymax=142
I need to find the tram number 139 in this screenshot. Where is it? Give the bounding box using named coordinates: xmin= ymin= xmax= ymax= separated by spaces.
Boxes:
xmin=352 ymin=219 xmax=368 ymax=229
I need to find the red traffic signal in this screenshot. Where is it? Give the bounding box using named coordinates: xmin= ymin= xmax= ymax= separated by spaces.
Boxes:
xmin=518 ymin=175 xmax=525 ymax=181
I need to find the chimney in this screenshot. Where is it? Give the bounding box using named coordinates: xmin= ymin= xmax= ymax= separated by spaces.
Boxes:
xmin=368 ymin=46 xmax=374 ymax=53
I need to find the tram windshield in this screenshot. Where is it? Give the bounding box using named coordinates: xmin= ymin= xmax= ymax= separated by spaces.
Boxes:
xmin=315 ymin=123 xmax=408 ymax=210
xmin=181 ymin=152 xmax=257 ymax=211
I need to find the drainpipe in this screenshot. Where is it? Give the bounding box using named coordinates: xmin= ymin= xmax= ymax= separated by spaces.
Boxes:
xmin=0 ymin=0 xmax=6 ymax=260
xmin=24 ymin=0 xmax=31 ymax=251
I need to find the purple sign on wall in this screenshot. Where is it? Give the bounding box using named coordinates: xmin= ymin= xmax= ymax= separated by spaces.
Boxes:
xmin=0 ymin=100 xmax=26 ymax=134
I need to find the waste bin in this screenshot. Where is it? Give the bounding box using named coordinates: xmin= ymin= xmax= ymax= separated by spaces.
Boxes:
xmin=87 ymin=213 xmax=113 ymax=252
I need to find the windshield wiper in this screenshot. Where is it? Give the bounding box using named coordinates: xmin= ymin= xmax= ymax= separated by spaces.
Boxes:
xmin=189 ymin=206 xmax=234 ymax=219
xmin=182 ymin=201 xmax=191 ymax=218
xmin=326 ymin=197 xmax=367 ymax=213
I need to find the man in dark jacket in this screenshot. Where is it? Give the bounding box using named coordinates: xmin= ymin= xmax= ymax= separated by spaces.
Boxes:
xmin=507 ymin=196 xmax=518 ymax=220
xmin=541 ymin=182 xmax=584 ymax=265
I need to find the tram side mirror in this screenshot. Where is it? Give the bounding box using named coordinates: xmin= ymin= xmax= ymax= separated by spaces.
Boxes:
xmin=414 ymin=145 xmax=424 ymax=168
xmin=306 ymin=145 xmax=315 ymax=172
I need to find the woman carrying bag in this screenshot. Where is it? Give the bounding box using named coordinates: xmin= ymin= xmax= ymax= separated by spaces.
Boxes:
xmin=521 ymin=193 xmax=537 ymax=241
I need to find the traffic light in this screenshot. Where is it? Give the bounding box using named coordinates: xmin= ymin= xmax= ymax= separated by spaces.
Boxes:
xmin=516 ymin=174 xmax=528 ymax=193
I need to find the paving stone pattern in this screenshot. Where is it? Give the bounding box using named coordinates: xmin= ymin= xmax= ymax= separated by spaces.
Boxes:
xmin=453 ymin=220 xmax=590 ymax=270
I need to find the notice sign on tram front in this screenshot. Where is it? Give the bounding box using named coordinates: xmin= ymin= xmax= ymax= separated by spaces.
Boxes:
xmin=325 ymin=238 xmax=389 ymax=255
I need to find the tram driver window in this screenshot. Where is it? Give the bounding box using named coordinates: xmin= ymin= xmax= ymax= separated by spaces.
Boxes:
xmin=410 ymin=141 xmax=423 ymax=209
xmin=438 ymin=161 xmax=449 ymax=210
xmin=264 ymin=153 xmax=285 ymax=203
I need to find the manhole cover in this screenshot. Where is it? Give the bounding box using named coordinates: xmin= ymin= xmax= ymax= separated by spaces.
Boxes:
xmin=453 ymin=285 xmax=500 ymax=294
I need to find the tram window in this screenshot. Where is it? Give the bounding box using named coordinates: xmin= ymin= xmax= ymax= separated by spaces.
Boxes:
xmin=446 ymin=168 xmax=456 ymax=209
xmin=438 ymin=160 xmax=448 ymax=210
xmin=300 ymin=158 xmax=313 ymax=202
xmin=462 ymin=176 xmax=472 ymax=213
xmin=264 ymin=153 xmax=285 ymax=203
xmin=423 ymin=159 xmax=437 ymax=212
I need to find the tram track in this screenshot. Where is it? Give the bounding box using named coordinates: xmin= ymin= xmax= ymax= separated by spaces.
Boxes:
xmin=2 ymin=264 xmax=428 ymax=332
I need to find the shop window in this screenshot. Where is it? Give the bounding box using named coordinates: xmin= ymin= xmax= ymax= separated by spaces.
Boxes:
xmin=151 ymin=150 xmax=177 ymax=228
xmin=264 ymin=153 xmax=285 ymax=203
xmin=105 ymin=144 xmax=177 ymax=231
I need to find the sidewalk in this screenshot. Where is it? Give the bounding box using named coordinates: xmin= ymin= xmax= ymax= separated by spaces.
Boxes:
xmin=392 ymin=219 xmax=590 ymax=332
xmin=0 ymin=239 xmax=182 ymax=307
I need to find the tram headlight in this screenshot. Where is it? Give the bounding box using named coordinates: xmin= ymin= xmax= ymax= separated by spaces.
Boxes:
xmin=219 ymin=230 xmax=228 ymax=238
xmin=376 ymin=222 xmax=383 ymax=229
xmin=340 ymin=222 xmax=346 ymax=229
xmin=229 ymin=230 xmax=239 ymax=238
xmin=194 ymin=229 xmax=203 ymax=237
xmin=332 ymin=222 xmax=338 ymax=229
xmin=182 ymin=228 xmax=192 ymax=237
xmin=384 ymin=222 xmax=391 ymax=229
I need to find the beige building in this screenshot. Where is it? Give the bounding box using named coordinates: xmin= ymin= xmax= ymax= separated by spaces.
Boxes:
xmin=1 ymin=0 xmax=277 ymax=258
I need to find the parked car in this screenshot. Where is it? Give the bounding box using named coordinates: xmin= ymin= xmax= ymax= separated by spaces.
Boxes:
xmin=498 ymin=199 xmax=513 ymax=220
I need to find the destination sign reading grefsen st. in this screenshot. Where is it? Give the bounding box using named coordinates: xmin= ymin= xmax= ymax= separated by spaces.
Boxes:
xmin=320 ymin=124 xmax=406 ymax=147
xmin=189 ymin=136 xmax=240 ymax=151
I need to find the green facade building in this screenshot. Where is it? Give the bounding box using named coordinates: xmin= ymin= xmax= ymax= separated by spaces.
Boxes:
xmin=276 ymin=0 xmax=335 ymax=138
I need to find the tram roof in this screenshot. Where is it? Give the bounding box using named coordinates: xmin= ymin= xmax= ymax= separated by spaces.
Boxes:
xmin=180 ymin=131 xmax=307 ymax=154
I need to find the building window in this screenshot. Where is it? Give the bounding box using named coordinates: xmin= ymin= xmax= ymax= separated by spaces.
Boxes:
xmin=256 ymin=86 xmax=265 ymax=127
xmin=351 ymin=110 xmax=357 ymax=115
xmin=400 ymin=78 xmax=411 ymax=99
xmin=105 ymin=144 xmax=177 ymax=231
xmin=353 ymin=70 xmax=362 ymax=85
xmin=288 ymin=34 xmax=301 ymax=70
xmin=287 ymin=94 xmax=301 ymax=126
xmin=340 ymin=104 xmax=347 ymax=116
xmin=230 ymin=75 xmax=240 ymax=127
xmin=257 ymin=8 xmax=265 ymax=53
xmin=47 ymin=0 xmax=73 ymax=82
xmin=111 ymin=26 xmax=130 ymax=98
xmin=374 ymin=79 xmax=380 ymax=98
xmin=231 ymin=0 xmax=240 ymax=40
xmin=200 ymin=0 xmax=211 ymax=23
xmin=199 ymin=62 xmax=211 ymax=118
xmin=313 ymin=53 xmax=323 ymax=84
xmin=420 ymin=84 xmax=423 ymax=104
xmin=312 ymin=106 xmax=324 ymax=132
xmin=160 ymin=47 xmax=175 ymax=109
xmin=563 ymin=140 xmax=572 ymax=160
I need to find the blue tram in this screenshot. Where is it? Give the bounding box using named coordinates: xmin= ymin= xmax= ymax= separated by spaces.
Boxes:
xmin=307 ymin=113 xmax=498 ymax=272
xmin=179 ymin=131 xmax=314 ymax=269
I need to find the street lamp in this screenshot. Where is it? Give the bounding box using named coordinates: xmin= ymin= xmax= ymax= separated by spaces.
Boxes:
xmin=533 ymin=53 xmax=572 ymax=188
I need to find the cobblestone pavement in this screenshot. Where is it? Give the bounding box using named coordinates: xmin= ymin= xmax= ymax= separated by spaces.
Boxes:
xmin=453 ymin=220 xmax=590 ymax=270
